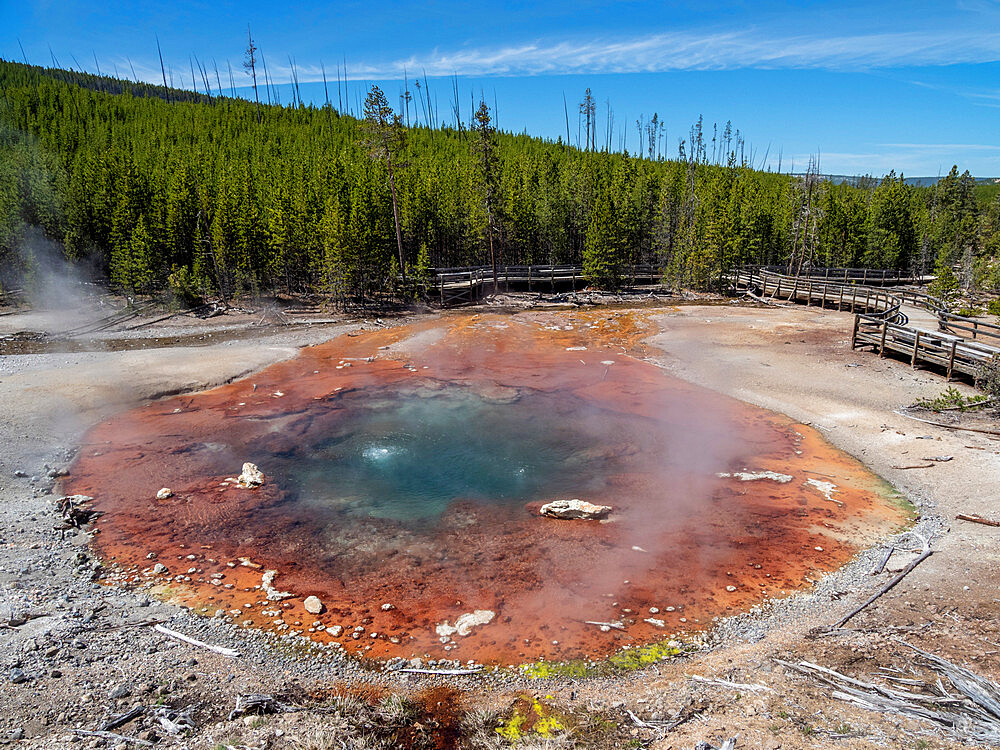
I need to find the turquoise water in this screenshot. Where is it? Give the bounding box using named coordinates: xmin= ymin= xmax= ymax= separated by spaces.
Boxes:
xmin=269 ymin=385 xmax=619 ymax=523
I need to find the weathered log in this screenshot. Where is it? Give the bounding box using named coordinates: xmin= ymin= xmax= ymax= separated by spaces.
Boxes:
xmin=153 ymin=624 xmax=239 ymax=657
xmin=957 ymin=514 xmax=1000 ymax=528
xmin=872 ymin=546 xmax=895 ymax=575
xmin=71 ymin=729 xmax=152 ymax=747
xmin=834 ymin=539 xmax=933 ymax=628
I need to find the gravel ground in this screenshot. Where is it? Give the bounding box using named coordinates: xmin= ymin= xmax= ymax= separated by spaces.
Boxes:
xmin=2 ymin=299 xmax=999 ymax=749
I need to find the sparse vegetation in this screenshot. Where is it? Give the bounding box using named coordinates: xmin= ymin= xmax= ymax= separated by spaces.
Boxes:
xmin=913 ymin=386 xmax=988 ymax=411
xmin=977 ymin=355 xmax=1000 ymax=401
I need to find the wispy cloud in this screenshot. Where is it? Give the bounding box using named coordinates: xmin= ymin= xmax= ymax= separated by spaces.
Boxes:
xmin=790 ymin=143 xmax=1000 ymax=176
xmin=279 ymin=28 xmax=1000 ymax=81
xmin=878 ymin=142 xmax=1000 ymax=150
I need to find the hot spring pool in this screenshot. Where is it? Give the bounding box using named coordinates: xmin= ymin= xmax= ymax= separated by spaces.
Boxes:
xmin=66 ymin=312 xmax=907 ymax=665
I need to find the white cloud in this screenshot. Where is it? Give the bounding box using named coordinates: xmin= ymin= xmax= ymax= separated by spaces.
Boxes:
xmin=280 ymin=28 xmax=1000 ymax=81
xmin=878 ymin=142 xmax=1000 ymax=150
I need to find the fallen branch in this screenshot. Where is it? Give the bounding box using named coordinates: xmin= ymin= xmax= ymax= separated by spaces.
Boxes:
xmin=895 ymin=410 xmax=1000 ymax=438
xmin=743 ymin=290 xmax=787 ymax=307
xmin=101 ymin=706 xmax=145 ymax=731
xmin=694 ymin=738 xmax=737 ymax=750
xmin=777 ymin=649 xmax=1000 ymax=744
xmin=922 ymin=397 xmax=996 ymax=412
xmin=834 ymin=535 xmax=933 ymax=628
xmin=71 ymin=729 xmax=152 ymax=747
xmin=70 ymin=618 xmax=170 ymax=636
xmin=891 ymin=463 xmax=935 ymax=470
xmin=398 ymin=667 xmax=482 ymax=676
xmin=153 ymin=624 xmax=239 ymax=657
xmin=872 ymin=546 xmax=895 ymax=575
xmin=624 ymin=709 xmax=688 ymax=741
xmin=901 ymin=641 xmax=1000 ymax=721
xmin=228 ymin=694 xmax=290 ymax=720
xmin=957 ymin=514 xmax=1000 ymax=528
xmin=2 ymin=612 xmax=48 ymax=628
xmin=152 ymin=706 xmax=196 ymax=735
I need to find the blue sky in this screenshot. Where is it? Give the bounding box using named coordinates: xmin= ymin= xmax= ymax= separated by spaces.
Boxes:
xmin=5 ymin=0 xmax=1000 ymax=176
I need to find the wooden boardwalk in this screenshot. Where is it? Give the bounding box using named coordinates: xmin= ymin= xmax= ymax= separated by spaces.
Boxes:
xmin=427 ymin=263 xmax=998 ymax=384
xmin=735 ymin=269 xmax=909 ymax=321
xmin=431 ymin=264 xmax=661 ymax=305
xmin=737 ymin=268 xmax=1000 ymax=382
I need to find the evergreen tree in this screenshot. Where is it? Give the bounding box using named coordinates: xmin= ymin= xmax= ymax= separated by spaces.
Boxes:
xmin=362 ymin=85 xmax=407 ymax=285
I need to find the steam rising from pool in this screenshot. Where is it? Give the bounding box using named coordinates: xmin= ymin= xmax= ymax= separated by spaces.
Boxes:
xmin=67 ymin=312 xmax=906 ymax=665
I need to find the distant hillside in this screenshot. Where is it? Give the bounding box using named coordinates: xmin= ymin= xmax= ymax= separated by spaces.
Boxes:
xmin=791 ymin=173 xmax=1000 ymax=187
xmin=904 ymin=176 xmax=1000 ymax=187
xmin=2 ymin=59 xmax=998 ymax=301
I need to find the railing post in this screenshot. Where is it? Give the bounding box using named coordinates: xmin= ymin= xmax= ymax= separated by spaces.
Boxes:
xmin=947 ymin=341 xmax=957 ymax=381
xmin=528 ymin=266 xmax=532 ymax=291
xmin=911 ymin=330 xmax=921 ymax=367
xmin=879 ymin=320 xmax=888 ymax=357
xmin=863 ymin=268 xmax=868 ymax=285
xmin=851 ymin=315 xmax=860 ymax=349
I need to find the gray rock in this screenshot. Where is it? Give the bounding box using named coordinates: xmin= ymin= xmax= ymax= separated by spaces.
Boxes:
xmin=539 ymin=498 xmax=612 ymax=520
xmin=109 ymin=683 xmax=131 ymax=700
xmin=10 ymin=668 xmax=28 ymax=684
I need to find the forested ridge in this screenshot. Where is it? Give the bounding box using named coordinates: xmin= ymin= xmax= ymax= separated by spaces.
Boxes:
xmin=2 ymin=59 xmax=1000 ymax=302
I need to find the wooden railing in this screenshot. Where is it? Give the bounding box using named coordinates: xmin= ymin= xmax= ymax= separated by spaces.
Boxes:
xmin=852 ymin=317 xmax=999 ymax=379
xmin=758 ymin=266 xmax=929 ymax=286
xmin=735 ymin=269 xmax=908 ymax=323
xmin=938 ymin=310 xmax=1000 ymax=345
xmin=735 ymin=267 xmax=999 ymax=382
xmin=430 ymin=264 xmax=662 ymax=305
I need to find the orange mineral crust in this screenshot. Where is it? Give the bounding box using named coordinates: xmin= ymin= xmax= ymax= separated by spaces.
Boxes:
xmin=67 ymin=311 xmax=908 ymax=665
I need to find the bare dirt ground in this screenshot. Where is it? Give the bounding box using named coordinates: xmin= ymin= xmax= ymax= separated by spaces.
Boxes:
xmin=1 ymin=297 xmax=999 ymax=749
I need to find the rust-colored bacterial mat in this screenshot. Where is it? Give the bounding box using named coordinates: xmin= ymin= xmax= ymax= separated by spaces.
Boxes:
xmin=67 ymin=311 xmax=908 ymax=665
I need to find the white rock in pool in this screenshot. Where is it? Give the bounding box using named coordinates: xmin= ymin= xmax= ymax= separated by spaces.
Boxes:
xmin=539 ymin=499 xmax=612 ymax=520
xmin=303 ymin=595 xmax=324 ymax=615
xmin=156 ymin=487 xmax=173 ymax=500
xmin=435 ymin=610 xmax=495 ymax=638
xmin=237 ymin=462 xmax=264 ymax=488
xmin=716 ymin=470 xmax=793 ymax=483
